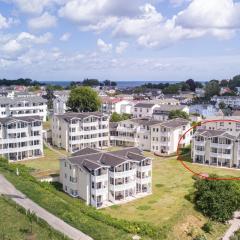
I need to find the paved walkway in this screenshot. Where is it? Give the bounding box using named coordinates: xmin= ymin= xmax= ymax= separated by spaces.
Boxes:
xmin=0 ymin=175 xmax=92 ymax=240
xmin=222 ymin=211 xmax=240 ymax=240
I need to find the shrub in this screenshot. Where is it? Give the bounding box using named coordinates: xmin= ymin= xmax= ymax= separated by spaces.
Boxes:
xmin=202 ymin=221 xmax=213 ymax=233
xmin=194 ymin=174 xmax=240 ymax=222
xmin=194 ymin=234 xmax=207 ymax=240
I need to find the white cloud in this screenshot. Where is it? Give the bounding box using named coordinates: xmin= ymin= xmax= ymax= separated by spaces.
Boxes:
xmin=12 ymin=0 xmax=54 ymax=14
xmin=0 ymin=14 xmax=10 ymax=29
xmin=115 ymin=41 xmax=129 ymax=54
xmin=176 ymin=0 xmax=240 ymax=29
xmin=97 ymin=38 xmax=112 ymax=53
xmin=60 ymin=32 xmax=71 ymax=41
xmin=28 ymin=12 xmax=57 ymax=29
xmin=2 ymin=39 xmax=22 ymax=53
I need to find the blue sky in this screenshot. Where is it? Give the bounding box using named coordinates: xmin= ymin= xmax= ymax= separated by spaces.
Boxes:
xmin=0 ymin=0 xmax=240 ymax=82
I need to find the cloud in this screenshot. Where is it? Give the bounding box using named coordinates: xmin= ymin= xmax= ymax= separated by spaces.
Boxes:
xmin=60 ymin=32 xmax=71 ymax=41
xmin=28 ymin=12 xmax=57 ymax=29
xmin=97 ymin=38 xmax=112 ymax=52
xmin=176 ymin=0 xmax=240 ymax=29
xmin=0 ymin=13 xmax=17 ymax=29
xmin=0 ymin=32 xmax=52 ymax=55
xmin=115 ymin=41 xmax=129 ymax=54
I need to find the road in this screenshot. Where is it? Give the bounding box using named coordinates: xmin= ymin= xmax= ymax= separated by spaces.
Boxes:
xmin=0 ymin=174 xmax=93 ymax=240
xmin=222 ymin=211 xmax=240 ymax=240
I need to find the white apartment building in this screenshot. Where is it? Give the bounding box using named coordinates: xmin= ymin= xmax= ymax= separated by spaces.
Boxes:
xmin=133 ymin=103 xmax=159 ymax=118
xmin=53 ymin=95 xmax=69 ymax=114
xmin=110 ymin=118 xmax=161 ymax=151
xmin=52 ymin=112 xmax=110 ymax=153
xmin=0 ymin=116 xmax=43 ymax=161
xmin=60 ymin=147 xmax=152 ymax=208
xmin=150 ymin=119 xmax=192 ymax=155
xmin=192 ymin=129 xmax=240 ymax=168
xmin=110 ymin=118 xmax=191 ymax=155
xmin=152 ymin=105 xmax=189 ymax=121
xmin=0 ymin=96 xmax=48 ymax=121
xmin=211 ymin=96 xmax=240 ymax=109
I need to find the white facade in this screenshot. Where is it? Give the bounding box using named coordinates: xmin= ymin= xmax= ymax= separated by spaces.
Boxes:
xmin=133 ymin=103 xmax=159 ymax=118
xmin=60 ymin=147 xmax=152 ymax=208
xmin=150 ymin=119 xmax=192 ymax=155
xmin=192 ymin=129 xmax=240 ymax=168
xmin=0 ymin=116 xmax=43 ymax=161
xmin=211 ymin=96 xmax=240 ymax=108
xmin=111 ymin=118 xmax=192 ymax=155
xmin=53 ymin=95 xmax=69 ymax=114
xmin=52 ymin=112 xmax=110 ymax=153
xmin=0 ymin=96 xmax=48 ymax=121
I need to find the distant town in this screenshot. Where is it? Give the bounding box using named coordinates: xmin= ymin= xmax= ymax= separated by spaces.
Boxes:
xmin=0 ymin=75 xmax=240 ymax=239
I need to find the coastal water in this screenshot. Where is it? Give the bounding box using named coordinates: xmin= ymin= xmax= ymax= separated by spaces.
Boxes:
xmin=40 ymin=81 xmax=180 ymax=89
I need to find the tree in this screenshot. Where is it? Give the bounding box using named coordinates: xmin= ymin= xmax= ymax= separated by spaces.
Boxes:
xmin=44 ymin=86 xmax=55 ymax=109
xmin=194 ymin=175 xmax=240 ymax=222
xmin=205 ymin=80 xmax=220 ymax=98
xmin=220 ymin=79 xmax=229 ymax=87
xmin=67 ymin=86 xmax=101 ymax=112
xmin=186 ymin=79 xmax=196 ymax=91
xmin=218 ymin=102 xmax=226 ymax=109
xmin=82 ymin=78 xmax=100 ymax=87
xmin=162 ymin=84 xmax=180 ymax=94
xmin=229 ymin=75 xmax=240 ymax=90
xmin=181 ymin=82 xmax=190 ymax=91
xmin=110 ymin=112 xmax=131 ymax=122
xmin=169 ymin=110 xmax=189 ymax=120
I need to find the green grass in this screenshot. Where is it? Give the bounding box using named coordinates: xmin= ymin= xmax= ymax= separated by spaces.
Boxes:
xmin=102 ymin=152 xmax=240 ymax=240
xmin=19 ymin=146 xmax=61 ymax=172
xmin=0 ymin=196 xmax=67 ymax=240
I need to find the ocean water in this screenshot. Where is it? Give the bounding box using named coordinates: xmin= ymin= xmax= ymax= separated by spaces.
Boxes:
xmin=40 ymin=80 xmax=179 ymax=89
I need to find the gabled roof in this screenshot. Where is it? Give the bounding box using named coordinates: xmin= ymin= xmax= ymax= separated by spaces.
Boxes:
xmin=194 ymin=129 xmax=235 ymax=139
xmin=134 ymin=102 xmax=156 ymax=108
xmin=0 ymin=115 xmax=42 ymax=124
xmin=151 ymin=118 xmax=190 ymax=129
xmin=65 ymin=147 xmax=148 ymax=172
xmin=56 ymin=112 xmax=106 ymax=122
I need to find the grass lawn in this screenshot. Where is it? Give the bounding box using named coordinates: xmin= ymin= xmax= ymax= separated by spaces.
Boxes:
xmin=102 ymin=152 xmax=240 ymax=240
xmin=19 ymin=146 xmax=62 ymax=172
xmin=0 ymin=197 xmax=66 ymax=240
xmin=43 ymin=119 xmax=51 ymax=130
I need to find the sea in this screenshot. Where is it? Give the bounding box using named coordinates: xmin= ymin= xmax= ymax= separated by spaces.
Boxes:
xmin=40 ymin=81 xmax=180 ymax=89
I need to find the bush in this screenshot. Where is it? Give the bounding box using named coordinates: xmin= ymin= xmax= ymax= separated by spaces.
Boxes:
xmin=194 ymin=234 xmax=207 ymax=240
xmin=194 ymin=174 xmax=240 ymax=222
xmin=202 ymin=221 xmax=213 ymax=233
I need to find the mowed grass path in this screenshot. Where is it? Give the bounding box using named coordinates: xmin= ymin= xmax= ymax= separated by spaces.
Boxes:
xmin=102 ymin=152 xmax=240 ymax=240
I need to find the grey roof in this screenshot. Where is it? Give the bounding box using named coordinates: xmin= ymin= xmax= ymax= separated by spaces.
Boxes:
xmin=134 ymin=102 xmax=156 ymax=108
xmin=153 ymin=105 xmax=186 ymax=114
xmin=130 ymin=118 xmax=162 ymax=126
xmin=0 ymin=96 xmax=47 ymax=105
xmin=0 ymin=115 xmax=41 ymax=124
xmin=66 ymin=147 xmax=147 ymax=172
xmin=150 ymin=118 xmax=189 ymax=129
xmin=232 ymin=110 xmax=240 ymax=116
xmin=71 ymin=147 xmax=101 ymax=156
xmin=56 ymin=112 xmax=106 ymax=122
xmin=194 ymin=129 xmax=234 ymax=138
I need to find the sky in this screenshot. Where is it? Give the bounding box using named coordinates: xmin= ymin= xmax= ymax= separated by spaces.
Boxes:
xmin=0 ymin=0 xmax=240 ymax=82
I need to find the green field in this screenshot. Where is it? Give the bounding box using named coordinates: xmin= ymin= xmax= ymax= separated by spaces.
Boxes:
xmin=0 ymin=196 xmax=67 ymax=240
xmin=18 ymin=147 xmax=240 ymax=239
xmin=102 ymin=152 xmax=240 ymax=240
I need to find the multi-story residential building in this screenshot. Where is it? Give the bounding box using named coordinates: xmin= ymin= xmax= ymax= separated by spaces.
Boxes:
xmin=189 ymin=104 xmax=223 ymax=118
xmin=192 ymin=129 xmax=240 ymax=168
xmin=53 ymin=95 xmax=69 ymax=114
xmin=101 ymin=97 xmax=133 ymax=114
xmin=110 ymin=118 xmax=161 ymax=150
xmin=110 ymin=118 xmax=191 ymax=155
xmin=211 ymin=96 xmax=240 ymax=109
xmin=52 ymin=112 xmax=110 ymax=153
xmin=0 ymin=96 xmax=48 ymax=121
xmin=0 ymin=116 xmax=43 ymax=161
xmin=152 ymin=105 xmax=189 ymax=121
xmin=133 ymin=103 xmax=159 ymax=118
xmin=60 ymin=147 xmax=152 ymax=208
xmin=150 ymin=118 xmax=192 ymax=155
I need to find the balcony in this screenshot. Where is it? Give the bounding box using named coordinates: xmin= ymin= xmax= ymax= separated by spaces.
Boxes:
xmin=109 ymin=181 xmax=135 ymax=191
xmin=109 ymin=169 xmax=136 ymax=178
xmin=92 ymin=174 xmax=108 ymax=182
xmin=138 ymin=164 xmax=151 ymax=172
xmin=136 ymin=176 xmax=151 ymax=184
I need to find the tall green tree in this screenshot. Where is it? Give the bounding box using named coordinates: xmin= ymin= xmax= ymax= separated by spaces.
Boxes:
xmin=194 ymin=175 xmax=240 ymax=222
xmin=67 ymin=86 xmax=101 ymax=112
xmin=205 ymin=80 xmax=220 ymax=98
xmin=169 ymin=110 xmax=189 ymax=120
xmin=110 ymin=112 xmax=131 ymax=122
xmin=186 ymin=79 xmax=196 ymax=91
